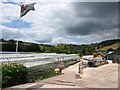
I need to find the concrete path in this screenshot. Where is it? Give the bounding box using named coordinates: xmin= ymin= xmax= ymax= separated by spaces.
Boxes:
xmin=76 ymin=64 xmax=118 ymax=88
xmin=36 ymin=63 xmax=79 ymax=88
xmin=7 ymin=63 xmax=118 ymax=89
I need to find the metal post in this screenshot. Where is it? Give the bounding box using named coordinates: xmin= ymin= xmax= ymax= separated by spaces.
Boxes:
xmin=16 ymin=18 xmax=21 ymax=57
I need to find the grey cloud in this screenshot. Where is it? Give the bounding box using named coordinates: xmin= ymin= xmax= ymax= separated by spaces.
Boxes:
xmin=73 ymin=2 xmax=118 ymax=18
xmin=65 ymin=2 xmax=118 ymax=36
xmin=66 ymin=18 xmax=117 ymax=35
xmin=35 ymin=39 xmax=52 ymax=44
xmin=66 ymin=21 xmax=100 ymax=35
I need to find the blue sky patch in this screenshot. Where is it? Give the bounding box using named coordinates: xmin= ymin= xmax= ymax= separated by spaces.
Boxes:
xmin=2 ymin=20 xmax=31 ymax=29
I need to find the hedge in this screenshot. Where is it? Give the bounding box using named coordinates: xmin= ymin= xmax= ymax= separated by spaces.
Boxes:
xmin=2 ymin=63 xmax=28 ymax=88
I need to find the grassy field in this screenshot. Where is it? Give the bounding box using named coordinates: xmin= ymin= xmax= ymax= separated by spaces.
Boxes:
xmin=100 ymin=43 xmax=120 ymax=51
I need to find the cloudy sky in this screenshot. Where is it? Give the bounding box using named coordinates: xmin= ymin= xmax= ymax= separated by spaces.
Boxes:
xmin=0 ymin=0 xmax=119 ymax=45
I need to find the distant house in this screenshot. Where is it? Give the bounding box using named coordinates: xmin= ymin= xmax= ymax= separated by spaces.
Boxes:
xmin=107 ymin=51 xmax=114 ymax=60
xmin=92 ymin=52 xmax=108 ymax=66
xmin=93 ymin=52 xmax=107 ymax=61
xmin=108 ymin=50 xmax=120 ymax=64
xmin=83 ymin=52 xmax=108 ymax=67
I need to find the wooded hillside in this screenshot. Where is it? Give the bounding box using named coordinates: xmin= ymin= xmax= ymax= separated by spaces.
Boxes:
xmin=0 ymin=38 xmax=120 ymax=55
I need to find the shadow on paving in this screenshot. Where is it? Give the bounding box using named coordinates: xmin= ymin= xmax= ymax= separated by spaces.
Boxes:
xmin=42 ymin=80 xmax=75 ymax=86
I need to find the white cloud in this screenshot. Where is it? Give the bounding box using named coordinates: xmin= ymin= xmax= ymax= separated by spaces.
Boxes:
xmin=51 ymin=37 xmax=76 ymax=44
xmin=1 ymin=1 xmax=118 ymax=45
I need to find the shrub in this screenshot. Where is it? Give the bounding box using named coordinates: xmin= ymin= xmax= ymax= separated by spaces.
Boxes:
xmin=2 ymin=63 xmax=28 ymax=88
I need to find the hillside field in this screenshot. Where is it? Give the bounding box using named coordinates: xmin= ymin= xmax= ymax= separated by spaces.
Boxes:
xmin=100 ymin=43 xmax=120 ymax=51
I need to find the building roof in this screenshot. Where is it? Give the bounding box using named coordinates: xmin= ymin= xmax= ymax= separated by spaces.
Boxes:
xmin=108 ymin=50 xmax=120 ymax=55
xmin=101 ymin=51 xmax=108 ymax=55
xmin=93 ymin=52 xmax=106 ymax=58
xmin=108 ymin=51 xmax=114 ymax=54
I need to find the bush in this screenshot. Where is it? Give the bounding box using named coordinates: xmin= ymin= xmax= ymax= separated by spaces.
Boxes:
xmin=2 ymin=63 xmax=28 ymax=88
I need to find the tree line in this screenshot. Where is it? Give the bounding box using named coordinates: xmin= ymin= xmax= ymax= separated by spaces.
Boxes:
xmin=0 ymin=38 xmax=120 ymax=55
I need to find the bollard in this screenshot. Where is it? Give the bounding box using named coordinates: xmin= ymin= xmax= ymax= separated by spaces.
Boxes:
xmin=76 ymin=57 xmax=83 ymax=79
xmin=78 ymin=62 xmax=83 ymax=74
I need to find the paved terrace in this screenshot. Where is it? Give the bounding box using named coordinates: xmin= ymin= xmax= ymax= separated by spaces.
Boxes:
xmin=6 ymin=63 xmax=119 ymax=89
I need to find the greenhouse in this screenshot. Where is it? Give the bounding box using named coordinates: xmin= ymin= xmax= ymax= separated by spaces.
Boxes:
xmin=0 ymin=52 xmax=80 ymax=67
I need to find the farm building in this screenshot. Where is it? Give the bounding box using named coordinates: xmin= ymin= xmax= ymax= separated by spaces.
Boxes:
xmin=82 ymin=52 xmax=108 ymax=67
xmin=87 ymin=52 xmax=108 ymax=67
xmin=93 ymin=52 xmax=107 ymax=61
xmin=108 ymin=50 xmax=120 ymax=64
